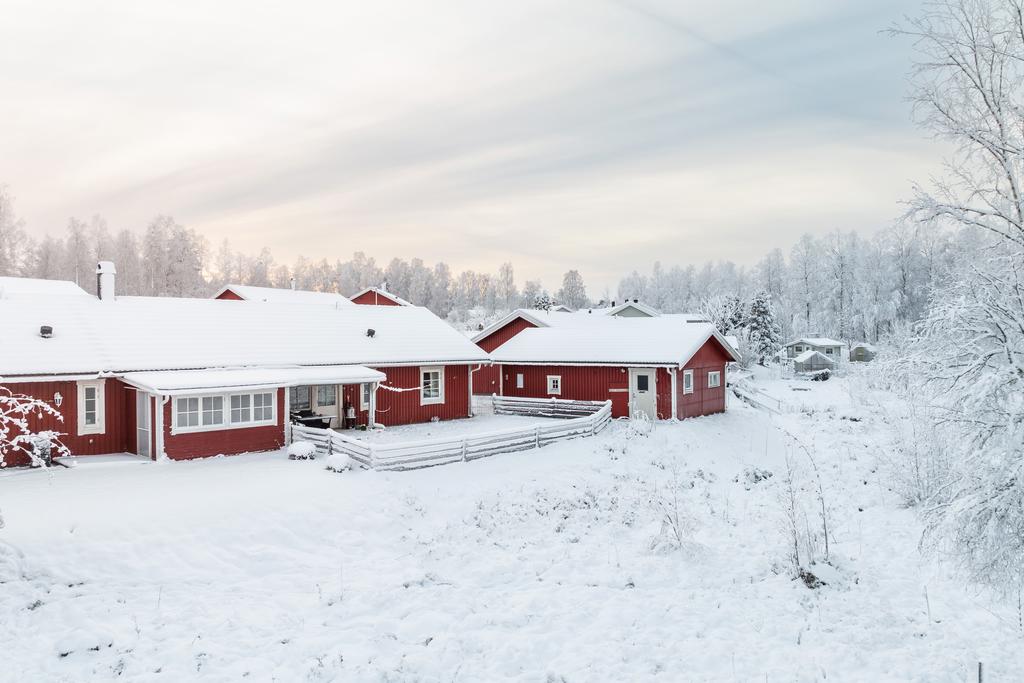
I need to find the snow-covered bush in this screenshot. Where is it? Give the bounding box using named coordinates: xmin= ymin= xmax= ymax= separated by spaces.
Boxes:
xmin=287 ymin=441 xmax=317 ymax=460
xmin=325 ymin=453 xmax=352 ymax=473
xmin=0 ymin=387 xmax=69 ymax=468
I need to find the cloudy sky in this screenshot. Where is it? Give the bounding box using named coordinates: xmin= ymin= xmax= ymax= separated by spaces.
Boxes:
xmin=0 ymin=0 xmax=937 ymax=291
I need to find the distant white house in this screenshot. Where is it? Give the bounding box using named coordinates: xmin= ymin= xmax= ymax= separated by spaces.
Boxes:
xmin=783 ymin=337 xmax=844 ymax=372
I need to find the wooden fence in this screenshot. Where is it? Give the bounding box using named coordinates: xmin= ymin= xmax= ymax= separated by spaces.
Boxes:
xmin=292 ymin=396 xmax=612 ymax=472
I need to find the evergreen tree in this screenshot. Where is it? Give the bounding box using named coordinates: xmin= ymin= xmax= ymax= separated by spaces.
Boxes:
xmin=745 ymin=290 xmax=781 ymax=365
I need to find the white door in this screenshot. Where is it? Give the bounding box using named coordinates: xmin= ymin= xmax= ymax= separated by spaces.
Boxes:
xmin=136 ymin=393 xmax=151 ymax=459
xmin=629 ymin=368 xmax=657 ymax=420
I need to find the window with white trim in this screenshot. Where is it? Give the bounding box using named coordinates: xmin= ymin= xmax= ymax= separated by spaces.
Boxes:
xmin=175 ymin=391 xmax=276 ymax=432
xmin=516 ymin=373 xmax=524 ymax=389
xmin=708 ymin=370 xmax=721 ymax=388
xmin=546 ymin=375 xmax=561 ymax=395
xmin=360 ymin=383 xmax=372 ymax=410
xmin=77 ymin=380 xmax=106 ymax=435
xmin=201 ymin=396 xmax=223 ymax=426
xmin=253 ymin=392 xmax=274 ymax=421
xmin=682 ymin=369 xmax=694 ymax=395
xmin=176 ymin=397 xmax=200 ymax=429
xmin=420 ymin=367 xmax=444 ymax=405
xmin=230 ymin=394 xmax=251 ymax=424
xmin=317 ymin=385 xmax=337 ymax=407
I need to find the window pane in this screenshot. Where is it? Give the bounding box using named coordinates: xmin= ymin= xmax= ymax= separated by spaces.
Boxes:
xmin=636 ymin=375 xmax=649 ymax=391
xmin=290 ymin=386 xmax=310 ymax=410
xmin=362 ymin=383 xmax=371 ymax=407
xmin=201 ymin=396 xmax=223 ymax=426
xmin=422 ymin=371 xmax=440 ymax=399
xmin=230 ymin=394 xmax=251 ymax=423
xmin=254 ymin=393 xmax=273 ymax=421
xmin=317 ymin=385 xmax=336 ymax=406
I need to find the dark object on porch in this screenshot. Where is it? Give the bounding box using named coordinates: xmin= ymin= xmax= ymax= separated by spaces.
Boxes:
xmin=290 ymin=410 xmax=332 ymax=429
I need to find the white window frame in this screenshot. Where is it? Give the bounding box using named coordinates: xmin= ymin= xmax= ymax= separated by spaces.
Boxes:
xmin=173 ymin=390 xmax=277 ymax=434
xmin=516 ymin=373 xmax=524 ymax=389
xmin=682 ymin=369 xmax=694 ymax=395
xmin=708 ymin=370 xmax=721 ymax=388
xmin=420 ymin=366 xmax=445 ymax=406
xmin=360 ymin=383 xmax=371 ymax=411
xmin=77 ymin=379 xmax=106 ymax=435
xmin=546 ymin=375 xmax=561 ymax=395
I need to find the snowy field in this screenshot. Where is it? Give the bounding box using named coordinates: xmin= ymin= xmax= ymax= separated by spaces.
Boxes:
xmin=2 ymin=378 xmax=1022 ymax=681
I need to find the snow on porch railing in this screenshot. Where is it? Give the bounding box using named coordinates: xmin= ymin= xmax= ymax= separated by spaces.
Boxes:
xmin=492 ymin=394 xmax=610 ymax=419
xmin=291 ymin=399 xmax=612 ymax=472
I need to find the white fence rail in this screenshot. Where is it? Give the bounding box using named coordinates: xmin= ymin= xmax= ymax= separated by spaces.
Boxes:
xmin=492 ymin=395 xmax=610 ymax=419
xmin=292 ymin=396 xmax=612 ymax=472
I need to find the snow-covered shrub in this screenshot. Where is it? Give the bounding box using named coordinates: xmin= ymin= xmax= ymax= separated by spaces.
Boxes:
xmin=325 ymin=453 xmax=352 ymax=473
xmin=809 ymin=369 xmax=831 ymax=382
xmin=287 ymin=441 xmax=317 ymax=460
xmin=626 ymin=411 xmax=653 ymax=438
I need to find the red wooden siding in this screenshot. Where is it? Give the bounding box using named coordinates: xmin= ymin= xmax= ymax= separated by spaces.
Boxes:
xmin=351 ymin=290 xmax=402 ymax=306
xmin=214 ymin=289 xmax=244 ymax=300
xmin=161 ymin=388 xmax=286 ymax=460
xmin=500 ymin=365 xmax=647 ymax=418
xmin=677 ymin=339 xmax=731 ymax=419
xmin=1 ymin=379 xmax=132 ymax=466
xmin=340 ymin=365 xmax=471 ymax=427
xmin=473 ymin=316 xmax=539 ymax=395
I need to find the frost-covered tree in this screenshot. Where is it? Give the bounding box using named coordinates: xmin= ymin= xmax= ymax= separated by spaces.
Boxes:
xmin=895 ymin=0 xmax=1024 ymax=591
xmin=745 ymin=290 xmax=781 ymax=365
xmin=0 ymin=388 xmax=70 ymax=468
xmin=557 ymin=270 xmax=589 ymax=310
xmin=0 ymin=186 xmax=27 ymax=276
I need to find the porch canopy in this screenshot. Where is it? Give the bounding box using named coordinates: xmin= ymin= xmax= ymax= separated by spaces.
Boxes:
xmin=121 ymin=365 xmax=386 ymax=396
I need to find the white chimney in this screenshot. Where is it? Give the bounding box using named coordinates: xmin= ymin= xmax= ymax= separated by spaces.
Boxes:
xmin=96 ymin=261 xmax=116 ymax=301
xmin=290 ymin=276 xmax=296 ymax=291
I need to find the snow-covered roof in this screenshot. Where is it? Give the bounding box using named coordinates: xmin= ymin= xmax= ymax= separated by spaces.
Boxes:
xmin=0 ymin=277 xmax=90 ymax=299
xmin=215 ymin=284 xmax=352 ymax=306
xmin=584 ymin=301 xmax=661 ymax=317
xmin=472 ymin=307 xmax=708 ymax=344
xmin=0 ymin=295 xmax=488 ymax=379
xmin=724 ymin=335 xmax=740 ymax=355
xmin=490 ymin=320 xmax=740 ymax=366
xmin=794 ymin=350 xmax=832 ymax=363
xmin=850 ymin=342 xmax=877 ymax=352
xmin=349 ymin=286 xmax=412 ymax=306
xmin=121 ymin=365 xmax=386 ymax=395
xmin=786 ymin=337 xmax=844 ymax=348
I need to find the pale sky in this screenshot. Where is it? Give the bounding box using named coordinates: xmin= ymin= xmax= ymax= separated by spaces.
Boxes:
xmin=0 ymin=0 xmax=937 ymax=292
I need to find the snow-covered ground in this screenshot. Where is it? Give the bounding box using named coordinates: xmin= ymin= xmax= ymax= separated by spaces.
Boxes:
xmin=1 ymin=376 xmax=1021 ymax=681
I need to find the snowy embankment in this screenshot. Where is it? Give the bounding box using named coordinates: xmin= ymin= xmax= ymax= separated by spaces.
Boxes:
xmin=1 ymin=377 xmax=1021 ymax=681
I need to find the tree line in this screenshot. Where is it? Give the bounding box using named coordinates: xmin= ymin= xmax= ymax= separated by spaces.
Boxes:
xmin=0 ymin=185 xmax=949 ymax=344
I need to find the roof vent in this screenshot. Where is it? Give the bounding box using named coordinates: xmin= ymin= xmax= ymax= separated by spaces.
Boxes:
xmin=40 ymin=325 xmax=53 ymax=338
xmin=633 ymin=298 xmax=639 ymax=304
xmin=366 ymin=328 xmax=376 ymax=338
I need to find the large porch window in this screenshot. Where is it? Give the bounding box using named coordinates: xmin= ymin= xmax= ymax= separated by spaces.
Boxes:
xmin=175 ymin=391 xmax=276 ymax=433
xmin=316 ymin=385 xmax=337 ymax=407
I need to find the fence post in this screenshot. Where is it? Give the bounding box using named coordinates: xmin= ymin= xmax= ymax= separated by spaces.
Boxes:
xmin=369 ymin=444 xmax=377 ymax=471
xmin=535 ymin=425 xmax=541 ymax=449
xmin=461 ymin=439 xmax=468 ymax=462
xmin=327 ymin=429 xmax=333 ymax=456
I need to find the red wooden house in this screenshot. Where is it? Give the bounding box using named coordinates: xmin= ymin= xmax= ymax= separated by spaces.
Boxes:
xmin=489 ymin=319 xmax=739 ymax=420
xmin=470 ymin=305 xmax=708 ymax=396
xmin=213 ymin=283 xmax=354 ymax=306
xmin=0 ymin=267 xmax=487 ymax=467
